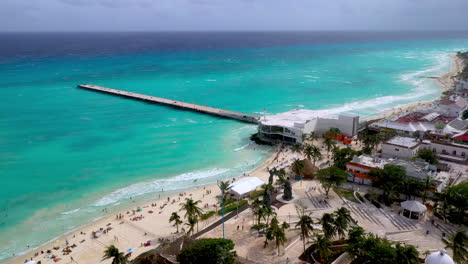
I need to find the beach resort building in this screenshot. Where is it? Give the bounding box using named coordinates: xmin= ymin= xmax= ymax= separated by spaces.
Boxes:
xmin=419 ymin=140 xmax=468 ymax=164
xmin=381 ymin=136 xmax=422 ymax=159
xmin=257 ymin=109 xmax=359 ymax=144
xmin=346 ymin=155 xmax=438 ymax=185
xmin=436 ymin=95 xmax=468 ymax=117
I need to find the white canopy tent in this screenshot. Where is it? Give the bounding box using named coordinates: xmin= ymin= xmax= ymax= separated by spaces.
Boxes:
xmin=25 ymin=261 xmax=37 ymax=264
xmin=401 ymin=200 xmax=427 ymax=220
xmin=229 ymin=177 xmax=265 ymax=198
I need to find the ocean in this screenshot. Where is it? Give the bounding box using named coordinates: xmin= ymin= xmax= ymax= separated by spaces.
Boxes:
xmin=0 ymin=31 xmax=468 ymax=260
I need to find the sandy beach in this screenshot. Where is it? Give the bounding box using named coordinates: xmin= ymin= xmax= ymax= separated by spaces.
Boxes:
xmin=6 ymin=54 xmax=465 ymax=264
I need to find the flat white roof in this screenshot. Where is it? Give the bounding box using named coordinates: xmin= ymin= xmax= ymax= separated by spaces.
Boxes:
xmin=259 ymin=109 xmax=357 ymax=128
xmin=384 ymin=136 xmax=420 ymax=149
xmin=229 ymin=177 xmax=265 ymax=196
xmin=348 ymin=155 xmax=386 ymax=169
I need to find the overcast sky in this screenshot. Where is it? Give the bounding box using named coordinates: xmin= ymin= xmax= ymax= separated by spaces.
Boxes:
xmin=2 ymin=0 xmax=468 ymax=32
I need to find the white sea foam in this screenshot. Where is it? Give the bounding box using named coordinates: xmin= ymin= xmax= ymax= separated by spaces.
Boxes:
xmin=234 ymin=143 xmax=251 ymax=151
xmin=303 ymin=75 xmax=320 ymax=78
xmin=92 ymin=168 xmax=230 ymax=206
xmin=168 ymin=117 xmax=177 ymax=122
xmin=205 ymin=79 xmax=217 ymax=82
xmin=186 ymin=118 xmax=198 ymax=123
xmin=306 ymin=52 xmax=451 ymax=118
xmin=61 ymin=208 xmax=80 ymax=215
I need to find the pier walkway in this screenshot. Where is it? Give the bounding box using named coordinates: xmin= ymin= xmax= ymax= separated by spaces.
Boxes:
xmin=78 ymin=84 xmax=259 ymax=124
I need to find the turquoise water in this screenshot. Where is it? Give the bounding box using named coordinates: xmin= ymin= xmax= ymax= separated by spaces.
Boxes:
xmin=1 ymin=33 xmax=468 ymax=260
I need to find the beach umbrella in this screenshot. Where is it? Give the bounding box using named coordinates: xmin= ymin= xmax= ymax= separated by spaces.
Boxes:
xmin=127 ymin=248 xmax=133 ymax=253
xmin=25 ymin=261 xmax=37 ymax=264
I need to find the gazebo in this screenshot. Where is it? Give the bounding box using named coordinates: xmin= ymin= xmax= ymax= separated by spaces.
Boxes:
xmin=400 ymin=200 xmax=427 ymax=220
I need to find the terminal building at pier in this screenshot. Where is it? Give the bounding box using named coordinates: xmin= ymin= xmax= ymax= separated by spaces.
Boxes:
xmin=257 ymin=109 xmax=359 ymax=144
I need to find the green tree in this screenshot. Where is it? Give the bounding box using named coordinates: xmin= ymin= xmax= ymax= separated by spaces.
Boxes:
xmin=328 ymin=127 xmax=341 ymax=138
xmin=177 ymin=238 xmax=237 ymax=264
xmin=303 ymin=144 xmax=322 ymax=165
xmin=316 ymin=166 xmax=348 ymax=197
xmin=401 ymin=177 xmax=423 ymax=201
xmin=421 ymin=176 xmax=436 ymax=204
xmin=180 ymin=198 xmax=204 ymax=233
xmin=185 ymin=216 xmax=197 ymax=236
xmin=169 ymin=212 xmax=183 ymax=233
xmin=102 ymin=245 xmax=129 ymax=264
xmin=323 ymin=137 xmax=336 ymax=156
xmin=334 ymin=207 xmax=354 ymax=239
xmin=319 ymin=213 xmax=336 ymax=240
xmin=442 ymin=182 xmax=468 ymax=224
xmin=445 ymin=231 xmax=468 ymax=264
xmin=313 ymin=234 xmax=333 ymax=264
xmin=218 ymin=181 xmax=231 ymax=239
xmin=291 ymin=143 xmax=303 ymax=157
xmin=395 ymin=243 xmax=420 ymax=264
xmin=332 ymin=147 xmax=359 ymax=169
xmin=291 ymin=158 xmax=306 ymax=176
xmin=265 ymin=217 xmax=288 ymax=255
xmin=347 ymin=226 xmax=365 ymax=245
xmin=346 ymin=233 xmax=397 ymax=263
xmin=308 ymin=131 xmax=319 ymax=142
xmin=295 ymin=205 xmax=314 ymax=251
xmin=417 ymin=148 xmax=438 ymax=164
xmin=369 ymin=164 xmax=406 ymax=205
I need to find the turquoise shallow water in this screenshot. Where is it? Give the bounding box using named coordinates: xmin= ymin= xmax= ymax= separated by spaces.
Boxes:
xmin=0 ymin=33 xmax=468 ymax=260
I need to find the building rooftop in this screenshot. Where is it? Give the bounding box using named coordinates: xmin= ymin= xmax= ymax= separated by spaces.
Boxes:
xmin=259 ymin=109 xmax=345 ymax=127
xmin=348 ymin=155 xmax=386 ymax=169
xmin=384 ymin=136 xmax=421 ymax=149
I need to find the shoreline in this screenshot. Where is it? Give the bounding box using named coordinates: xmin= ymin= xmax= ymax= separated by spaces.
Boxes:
xmin=4 ymin=53 xmax=464 ymax=264
xmin=366 ymin=54 xmax=463 ymax=123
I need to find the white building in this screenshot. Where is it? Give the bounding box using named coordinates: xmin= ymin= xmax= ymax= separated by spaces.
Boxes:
xmin=437 ymin=95 xmax=467 ymax=117
xmin=257 ymin=109 xmax=359 ymax=144
xmin=228 ymin=177 xmax=265 ymax=198
xmin=420 ymin=140 xmax=468 ymax=164
xmin=346 ymin=155 xmax=437 ymax=185
xmin=381 ymin=136 xmax=422 ymax=159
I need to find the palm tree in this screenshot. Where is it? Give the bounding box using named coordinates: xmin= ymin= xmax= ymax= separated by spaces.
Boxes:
xmin=218 ymin=180 xmax=231 ymax=239
xmin=334 ymin=207 xmax=354 ymax=239
xmin=262 ymin=205 xmax=277 ymax=225
xmin=328 ymin=127 xmax=341 ymax=138
xmin=319 ymin=213 xmax=336 ymax=240
xmin=395 ymin=243 xmax=420 ymax=264
xmin=308 ymin=132 xmax=319 ymax=143
xmin=185 ymin=216 xmax=197 ymax=236
xmin=179 ymin=198 xmax=203 ymax=233
xmin=421 ymin=176 xmax=436 ymax=203
xmin=169 ymin=212 xmax=183 ymax=233
xmin=301 ymin=133 xmax=309 ymax=143
xmin=265 ymin=217 xmax=288 ymax=256
xmin=295 ymin=206 xmax=314 ymax=251
xmin=445 ymin=231 xmax=468 ymax=264
xmin=291 ymin=158 xmax=305 ymax=176
xmin=251 ymin=198 xmax=264 ymax=226
xmin=303 ymin=144 xmax=322 ymax=165
xmin=323 ymin=137 xmax=336 ymax=156
xmin=291 ymin=143 xmax=303 ymax=158
xmin=102 ymin=245 xmax=129 ymax=264
xmin=313 ymin=234 xmax=332 ymax=263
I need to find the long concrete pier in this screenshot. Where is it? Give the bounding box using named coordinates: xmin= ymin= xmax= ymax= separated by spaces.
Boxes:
xmin=78 ymin=84 xmax=259 ymax=124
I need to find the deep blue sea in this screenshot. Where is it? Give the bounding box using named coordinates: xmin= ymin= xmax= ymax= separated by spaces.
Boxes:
xmin=1 ymin=31 xmax=468 ymax=260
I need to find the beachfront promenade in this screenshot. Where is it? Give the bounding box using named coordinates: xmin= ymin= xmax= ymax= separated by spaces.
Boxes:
xmin=78 ymin=84 xmax=259 ymax=124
